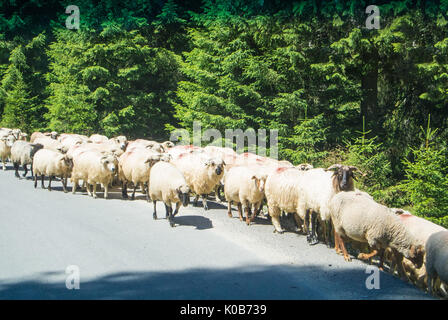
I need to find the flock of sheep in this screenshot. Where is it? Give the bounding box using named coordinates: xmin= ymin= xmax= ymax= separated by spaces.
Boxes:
xmin=0 ymin=126 xmax=447 ymax=298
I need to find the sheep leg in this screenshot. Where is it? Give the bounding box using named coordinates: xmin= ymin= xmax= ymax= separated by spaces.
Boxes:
xmin=62 ymin=176 xmax=68 ymax=193
xmin=358 ymin=249 xmax=378 ymax=261
xmin=34 ymin=174 xmax=38 ymax=188
xmin=193 ymin=195 xmax=199 ymax=207
xmin=1 ymin=158 xmax=5 ymax=170
xmin=86 ymin=184 xmax=92 ymax=196
xmin=269 ymin=205 xmax=284 ymax=234
xmin=92 ymin=183 xmax=97 ymax=198
xmin=325 ymin=220 xmax=332 ymax=248
xmin=237 ymin=203 xmax=243 ymax=221
xmin=48 ymin=175 xmax=52 ymax=191
xmin=391 ymin=250 xmax=409 ymax=281
xmin=153 ymin=201 xmax=157 ymax=220
xmin=22 ymin=164 xmax=28 ymax=178
xmin=165 ymin=203 xmax=170 ymax=218
xmin=13 ymin=162 xmax=20 ymax=178
xmin=202 ymin=194 xmax=209 ymax=210
xmin=166 ymin=203 xmax=175 ymax=227
xmin=41 ymin=174 xmax=45 ymax=189
xmin=173 ymin=202 xmax=181 ymax=216
xmin=334 ymin=230 xmax=342 ymax=254
xmin=104 ymin=184 xmax=109 ymax=199
xmin=227 ymin=201 xmax=233 ymax=218
xmin=244 ymin=204 xmax=252 ymax=225
xmin=131 ymin=184 xmax=137 ymax=200
xmin=307 ymin=211 xmax=319 ymax=245
xmin=293 ymin=213 xmax=303 ymax=233
xmin=121 ymin=181 xmax=128 ymax=199
xmin=72 ymin=179 xmax=78 ymax=194
xmin=336 ymin=232 xmax=351 ymax=261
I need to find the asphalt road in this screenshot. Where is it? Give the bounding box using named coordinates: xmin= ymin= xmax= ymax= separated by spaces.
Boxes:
xmin=0 ymin=163 xmax=432 ymax=299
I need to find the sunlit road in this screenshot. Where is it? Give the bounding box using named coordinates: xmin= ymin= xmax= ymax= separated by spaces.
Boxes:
xmin=0 ymin=163 xmax=431 ymax=299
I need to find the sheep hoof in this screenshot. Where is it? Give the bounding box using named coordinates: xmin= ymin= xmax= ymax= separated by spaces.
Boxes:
xmin=153 ymin=214 xmax=157 ymax=220
xmin=344 ymin=255 xmax=352 ymax=262
xmin=273 ymin=229 xmax=284 ymax=234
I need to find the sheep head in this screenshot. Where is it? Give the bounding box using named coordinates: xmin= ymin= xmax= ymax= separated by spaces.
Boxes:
xmin=2 ymin=134 xmax=16 ymax=147
xmin=325 ymin=164 xmax=358 ymax=192
xmin=100 ymin=154 xmax=118 ymax=173
xmin=177 ymin=184 xmax=190 ymax=207
xmin=297 ymin=163 xmax=314 ymax=171
xmin=251 ymin=173 xmax=268 ymax=192
xmin=204 ymin=158 xmax=225 ymax=176
xmin=61 ymin=154 xmax=74 ymax=169
xmin=113 ymin=136 xmax=128 ymax=150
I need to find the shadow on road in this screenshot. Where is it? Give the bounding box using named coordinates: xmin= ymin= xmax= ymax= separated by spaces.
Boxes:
xmin=173 ymin=215 xmax=213 ymax=230
xmin=0 ymin=264 xmax=430 ymax=300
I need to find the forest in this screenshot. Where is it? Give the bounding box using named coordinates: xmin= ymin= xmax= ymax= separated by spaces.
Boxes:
xmin=0 ymin=0 xmax=447 ymax=227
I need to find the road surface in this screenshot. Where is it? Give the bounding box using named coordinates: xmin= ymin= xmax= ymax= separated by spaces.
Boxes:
xmin=0 ymin=163 xmax=432 ymax=299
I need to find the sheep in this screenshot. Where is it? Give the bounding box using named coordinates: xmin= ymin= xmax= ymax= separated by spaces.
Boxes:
xmin=329 ymin=191 xmax=425 ymax=279
xmin=30 ymin=131 xmax=59 ymax=143
xmin=0 ymin=134 xmax=16 ymax=170
xmin=161 ymin=141 xmax=175 ymax=151
xmin=387 ymin=210 xmax=447 ymax=287
xmin=127 ymin=139 xmax=165 ymax=153
xmin=71 ymin=150 xmax=118 ymax=199
xmin=170 ymin=152 xmax=225 ymax=210
xmin=118 ymin=148 xmax=164 ymax=200
xmin=33 ymin=136 xmax=68 ymax=154
xmin=264 ymin=166 xmax=308 ymax=235
xmin=148 ymin=161 xmax=190 ymax=227
xmin=296 ymin=165 xmax=360 ymax=246
xmin=33 ymin=149 xmax=73 ymax=192
xmin=425 ymin=230 xmax=448 ymax=297
xmin=10 ymin=140 xmax=44 ymax=178
xmin=58 ymin=134 xmax=87 ymax=149
xmin=167 ymin=145 xmax=204 ymax=160
xmin=67 ymin=140 xmax=124 ymax=158
xmin=89 ymin=134 xmax=109 ymax=144
xmin=223 ymin=166 xmax=268 ymax=225
xmin=113 ymin=135 xmax=128 ymax=151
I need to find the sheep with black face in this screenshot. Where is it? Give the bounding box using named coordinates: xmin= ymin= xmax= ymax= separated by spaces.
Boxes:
xmin=148 ymin=161 xmax=190 ymax=227
xmin=170 ymin=152 xmax=225 ymax=211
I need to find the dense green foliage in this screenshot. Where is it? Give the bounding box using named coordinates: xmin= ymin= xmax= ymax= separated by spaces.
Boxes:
xmin=0 ymin=0 xmax=447 ymax=226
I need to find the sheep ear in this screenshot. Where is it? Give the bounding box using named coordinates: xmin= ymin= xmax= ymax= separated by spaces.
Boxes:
xmin=222 ymin=160 xmax=226 ymax=166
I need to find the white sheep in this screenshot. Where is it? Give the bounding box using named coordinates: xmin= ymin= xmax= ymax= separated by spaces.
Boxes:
xmin=170 ymin=152 xmax=225 ymax=210
xmin=425 ymin=230 xmax=448 ymax=297
xmin=296 ymin=165 xmax=360 ymax=245
xmin=71 ymin=150 xmax=118 ymax=199
xmin=33 ymin=149 xmax=73 ymax=192
xmin=387 ymin=210 xmax=447 ymax=287
xmin=329 ymin=191 xmax=425 ymax=279
xmin=33 ymin=136 xmax=68 ymax=154
xmin=148 ymin=161 xmax=190 ymax=227
xmin=0 ymin=134 xmax=16 ymax=170
xmin=10 ymin=140 xmax=44 ymax=178
xmin=89 ymin=134 xmax=109 ymax=143
xmin=118 ymin=148 xmax=163 ymax=200
xmin=223 ymin=166 xmax=268 ymax=225
xmin=30 ymin=131 xmax=59 ymax=143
